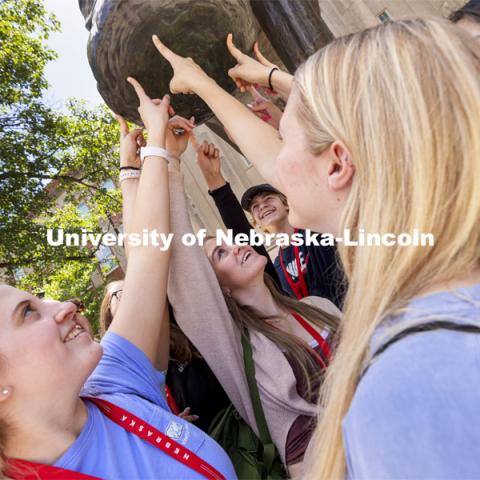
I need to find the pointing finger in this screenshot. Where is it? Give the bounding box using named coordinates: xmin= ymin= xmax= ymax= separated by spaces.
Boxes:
xmin=254 ymin=40 xmax=275 ymax=67
xmin=152 ymin=35 xmax=178 ymax=64
xmin=127 ymin=77 xmax=148 ymax=101
xmin=226 ymin=33 xmax=244 ymax=62
xmin=160 ymin=93 xmax=171 ymax=113
xmin=116 ymin=114 xmax=129 ymax=137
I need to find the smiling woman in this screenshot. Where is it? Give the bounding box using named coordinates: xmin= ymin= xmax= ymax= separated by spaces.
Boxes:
xmin=166 ymin=158 xmax=341 ymax=477
xmin=0 ymin=79 xmax=236 ymax=480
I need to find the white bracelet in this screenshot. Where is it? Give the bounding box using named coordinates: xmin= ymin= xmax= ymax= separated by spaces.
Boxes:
xmin=140 ymin=146 xmax=175 ymax=164
xmin=119 ymin=169 xmax=141 ymax=183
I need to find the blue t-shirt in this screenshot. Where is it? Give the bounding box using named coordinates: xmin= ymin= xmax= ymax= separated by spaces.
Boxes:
xmin=54 ymin=332 xmax=237 ymax=480
xmin=343 ymin=283 xmax=480 ymax=479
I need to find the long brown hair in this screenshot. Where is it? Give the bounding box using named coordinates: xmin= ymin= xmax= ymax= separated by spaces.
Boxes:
xmin=99 ymin=281 xmax=197 ymax=363
xmin=223 ymin=273 xmax=339 ymax=398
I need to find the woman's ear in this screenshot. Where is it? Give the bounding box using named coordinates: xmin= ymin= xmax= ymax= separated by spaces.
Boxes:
xmin=326 ymin=142 xmax=355 ymax=192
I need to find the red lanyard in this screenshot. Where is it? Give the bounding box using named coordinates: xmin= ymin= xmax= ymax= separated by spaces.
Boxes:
xmin=279 ymin=230 xmax=309 ymax=300
xmin=165 ymin=384 xmax=180 ymax=415
xmin=290 ymin=311 xmax=332 ymax=368
xmin=6 ymin=459 xmax=100 ymax=480
xmin=6 ymin=397 xmax=225 ymax=480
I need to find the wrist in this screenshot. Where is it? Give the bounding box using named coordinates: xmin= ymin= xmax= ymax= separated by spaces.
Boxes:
xmin=147 ymin=133 xmax=166 ymax=148
xmin=195 ymin=76 xmax=218 ymax=96
xmin=166 ymin=147 xmax=184 ymax=159
xmin=168 ymin=157 xmax=181 ymax=173
xmin=206 ymin=175 xmax=226 ymax=191
xmin=260 ymin=66 xmax=274 ymax=88
xmin=120 ymin=159 xmax=139 ymax=168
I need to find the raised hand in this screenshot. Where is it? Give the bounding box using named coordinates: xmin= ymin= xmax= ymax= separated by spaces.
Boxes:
xmin=117 ymin=115 xmax=145 ymax=168
xmin=247 ymin=86 xmax=283 ymax=129
xmin=253 ymin=41 xmax=277 ymax=69
xmin=226 ymin=33 xmax=273 ymax=92
xmin=165 ymin=115 xmax=195 ymax=159
xmin=192 ymin=137 xmax=226 ymax=191
xmin=127 ymin=76 xmax=170 ymax=146
xmin=152 ymin=35 xmax=212 ymax=95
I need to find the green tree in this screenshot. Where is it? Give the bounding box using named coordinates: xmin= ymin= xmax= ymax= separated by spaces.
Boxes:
xmin=0 ymin=0 xmax=123 ymax=330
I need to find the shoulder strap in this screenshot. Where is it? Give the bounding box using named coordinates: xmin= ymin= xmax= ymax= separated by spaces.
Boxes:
xmin=87 ymin=397 xmax=225 ymax=480
xmin=360 ymin=321 xmax=480 ymax=380
xmin=7 ymin=397 xmax=225 ymax=480
xmin=6 ymin=459 xmax=101 ymax=479
xmin=241 ymin=329 xmax=278 ymax=473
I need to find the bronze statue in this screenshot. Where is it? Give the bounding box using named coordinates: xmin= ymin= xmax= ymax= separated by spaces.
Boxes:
xmin=78 ymin=0 xmax=259 ymax=124
xmin=79 ymin=0 xmax=332 ymax=126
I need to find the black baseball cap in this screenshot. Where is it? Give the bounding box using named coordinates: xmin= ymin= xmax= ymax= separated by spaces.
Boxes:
xmin=450 ymin=0 xmax=480 ymax=21
xmin=241 ymin=184 xmax=284 ymax=211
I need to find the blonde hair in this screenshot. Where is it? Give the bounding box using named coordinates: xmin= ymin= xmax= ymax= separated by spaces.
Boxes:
xmin=294 ymin=18 xmax=480 ymax=478
xmin=224 ymin=273 xmax=339 ymax=398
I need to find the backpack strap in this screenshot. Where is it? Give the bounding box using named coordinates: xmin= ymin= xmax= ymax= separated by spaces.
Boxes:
xmin=360 ymin=320 xmax=480 ymax=381
xmin=241 ymin=329 xmax=279 ymax=473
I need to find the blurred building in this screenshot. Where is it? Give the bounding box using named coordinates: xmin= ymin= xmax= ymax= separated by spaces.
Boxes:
xmin=319 ymin=0 xmax=465 ymax=36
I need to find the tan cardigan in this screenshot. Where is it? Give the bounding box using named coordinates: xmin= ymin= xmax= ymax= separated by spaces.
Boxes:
xmin=167 ymin=171 xmax=341 ymax=465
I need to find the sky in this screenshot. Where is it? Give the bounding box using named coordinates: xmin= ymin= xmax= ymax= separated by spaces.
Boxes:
xmin=43 ymin=0 xmax=104 ymax=110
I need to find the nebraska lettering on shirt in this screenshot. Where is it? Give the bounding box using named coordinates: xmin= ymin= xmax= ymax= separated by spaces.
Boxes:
xmin=94 ymin=398 xmax=192 ymax=461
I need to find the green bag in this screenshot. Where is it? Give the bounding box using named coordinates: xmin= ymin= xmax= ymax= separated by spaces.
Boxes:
xmin=209 ymin=330 xmax=286 ymax=480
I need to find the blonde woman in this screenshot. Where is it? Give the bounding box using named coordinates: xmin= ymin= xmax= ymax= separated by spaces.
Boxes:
xmin=145 ymin=17 xmax=479 ymax=478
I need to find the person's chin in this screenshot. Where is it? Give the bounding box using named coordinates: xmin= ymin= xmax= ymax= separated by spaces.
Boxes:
xmin=251 ymin=255 xmax=268 ymax=277
xmin=263 ymin=217 xmax=281 ymax=230
xmin=287 ymin=208 xmax=316 ymax=231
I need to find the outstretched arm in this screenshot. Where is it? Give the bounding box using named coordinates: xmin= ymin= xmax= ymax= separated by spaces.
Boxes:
xmin=117 ymin=115 xmax=143 ymax=259
xmin=166 ymin=162 xmax=257 ymax=429
xmin=108 ymin=79 xmax=170 ymax=365
xmin=114 ymin=113 xmax=194 ymax=370
xmin=151 ymin=34 xmax=283 ymax=186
